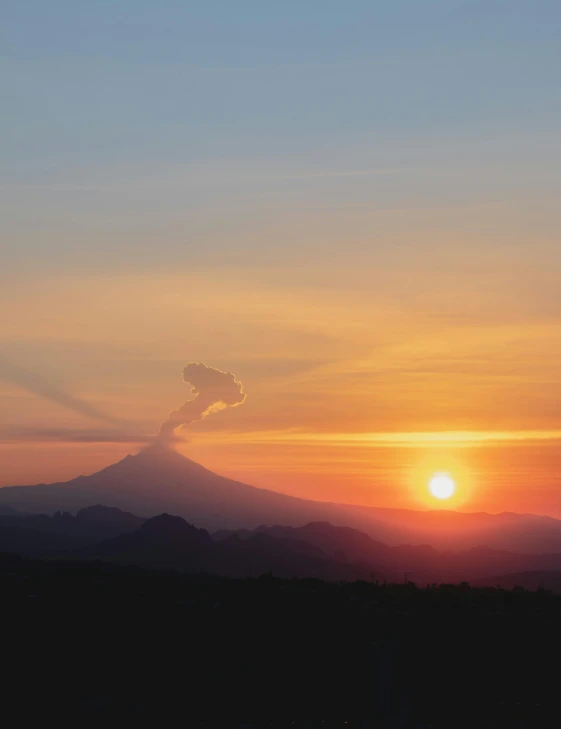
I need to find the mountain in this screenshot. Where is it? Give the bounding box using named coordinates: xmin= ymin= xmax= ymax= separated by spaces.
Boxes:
xmin=76 ymin=513 xmax=374 ymax=580
xmin=78 ymin=513 xmax=214 ymax=568
xmin=0 ymin=505 xmax=144 ymax=556
xmin=3 ymin=497 xmax=561 ymax=585
xmin=2 ymin=443 xmax=561 ymax=553
xmin=0 ymin=505 xmax=22 ymax=516
xmin=215 ymin=521 xmax=561 ymax=585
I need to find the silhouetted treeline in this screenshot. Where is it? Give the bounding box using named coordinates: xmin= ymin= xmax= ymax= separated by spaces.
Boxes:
xmin=1 ymin=553 xmax=559 ymax=727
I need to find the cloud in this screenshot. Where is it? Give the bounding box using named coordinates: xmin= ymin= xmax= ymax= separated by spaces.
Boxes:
xmin=159 ymin=362 xmax=246 ymax=439
xmin=0 ymin=426 xmax=156 ymax=444
xmin=0 ymin=360 xmax=126 ymax=426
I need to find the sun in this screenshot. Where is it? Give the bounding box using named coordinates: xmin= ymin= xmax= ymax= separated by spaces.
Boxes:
xmin=428 ymin=473 xmax=456 ymax=500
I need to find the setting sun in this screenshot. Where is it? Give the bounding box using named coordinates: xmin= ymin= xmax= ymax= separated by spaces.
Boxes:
xmin=428 ymin=473 xmax=456 ymax=500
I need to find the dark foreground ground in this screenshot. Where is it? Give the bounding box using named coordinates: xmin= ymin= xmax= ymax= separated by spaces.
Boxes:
xmin=1 ymin=553 xmax=559 ymax=727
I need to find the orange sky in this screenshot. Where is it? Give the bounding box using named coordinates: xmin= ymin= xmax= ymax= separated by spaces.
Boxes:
xmin=1 ymin=238 xmax=560 ymax=516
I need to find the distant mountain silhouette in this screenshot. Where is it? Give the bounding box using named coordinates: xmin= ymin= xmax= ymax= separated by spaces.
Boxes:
xmin=73 ymin=503 xmax=144 ymax=535
xmin=2 ymin=442 xmax=561 ymax=552
xmin=77 ymin=513 xmax=214 ymax=567
xmin=0 ymin=504 xmax=144 ymax=556
xmin=77 ymin=513 xmax=374 ymax=580
xmin=215 ymin=521 xmax=561 ymax=585
xmin=0 ymin=504 xmax=22 ymax=516
xmin=4 ymin=500 xmax=561 ymax=585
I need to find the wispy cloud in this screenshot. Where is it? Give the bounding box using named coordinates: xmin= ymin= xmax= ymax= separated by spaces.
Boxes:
xmin=278 ymin=167 xmax=394 ymax=181
xmin=0 ymin=163 xmax=395 ymax=192
xmin=0 ymin=426 xmax=155 ymax=444
xmin=191 ymin=429 xmax=561 ymax=448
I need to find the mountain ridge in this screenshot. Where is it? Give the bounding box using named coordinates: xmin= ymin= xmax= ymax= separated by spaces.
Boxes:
xmin=4 ymin=503 xmax=561 ymax=587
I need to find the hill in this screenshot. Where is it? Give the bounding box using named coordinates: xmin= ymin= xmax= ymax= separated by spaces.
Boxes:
xmin=1 ymin=555 xmax=560 ymax=725
xmin=0 ymin=505 xmax=144 ymax=556
xmin=216 ymin=521 xmax=561 ymax=586
xmin=4 ymin=501 xmax=561 ymax=585
xmin=473 ymin=570 xmax=561 ymax=592
xmin=76 ymin=513 xmax=376 ymax=581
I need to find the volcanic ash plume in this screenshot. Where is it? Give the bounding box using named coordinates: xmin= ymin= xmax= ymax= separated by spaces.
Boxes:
xmin=159 ymin=362 xmax=246 ymax=439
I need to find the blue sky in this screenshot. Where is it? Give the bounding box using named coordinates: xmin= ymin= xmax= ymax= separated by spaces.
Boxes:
xmin=3 ymin=2 xmax=560 ymax=240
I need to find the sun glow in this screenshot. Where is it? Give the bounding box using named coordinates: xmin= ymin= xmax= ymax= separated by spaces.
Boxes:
xmin=428 ymin=473 xmax=456 ymax=500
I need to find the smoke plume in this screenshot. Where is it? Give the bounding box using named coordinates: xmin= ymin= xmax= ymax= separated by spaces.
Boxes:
xmin=159 ymin=362 xmax=246 ymax=439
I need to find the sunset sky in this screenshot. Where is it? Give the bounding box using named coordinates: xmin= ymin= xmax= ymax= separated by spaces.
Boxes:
xmin=2 ymin=2 xmax=561 ymax=516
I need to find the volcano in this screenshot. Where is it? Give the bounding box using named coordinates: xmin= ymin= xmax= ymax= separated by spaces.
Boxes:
xmin=2 ymin=443 xmax=561 ymax=553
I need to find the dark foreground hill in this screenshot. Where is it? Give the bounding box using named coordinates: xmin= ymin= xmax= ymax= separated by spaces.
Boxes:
xmin=1 ymin=554 xmax=559 ymax=727
xmin=473 ymin=570 xmax=561 ymax=592
xmin=2 ymin=443 xmax=561 ymax=553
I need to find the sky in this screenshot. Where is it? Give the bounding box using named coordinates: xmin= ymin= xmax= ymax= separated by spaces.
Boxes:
xmin=1 ymin=1 xmax=561 ymax=515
